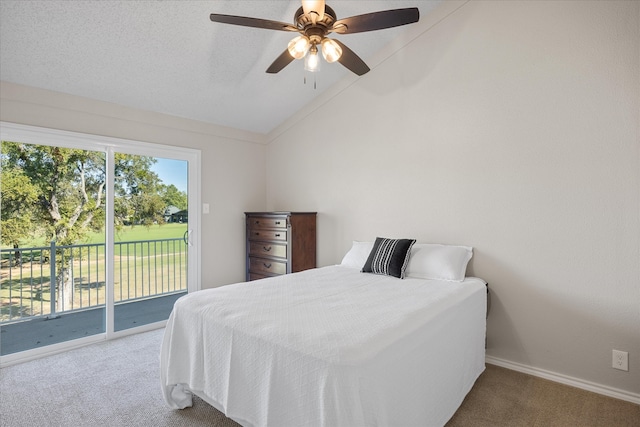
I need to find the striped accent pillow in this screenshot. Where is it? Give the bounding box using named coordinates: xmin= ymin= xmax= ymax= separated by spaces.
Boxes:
xmin=362 ymin=237 xmax=416 ymax=279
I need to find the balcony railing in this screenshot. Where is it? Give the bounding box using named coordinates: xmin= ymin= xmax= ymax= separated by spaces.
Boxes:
xmin=0 ymin=238 xmax=187 ymax=323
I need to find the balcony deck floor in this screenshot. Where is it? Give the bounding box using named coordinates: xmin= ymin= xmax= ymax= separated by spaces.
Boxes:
xmin=0 ymin=292 xmax=185 ymax=356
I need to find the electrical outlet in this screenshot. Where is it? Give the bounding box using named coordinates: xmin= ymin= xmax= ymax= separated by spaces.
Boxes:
xmin=612 ymin=350 xmax=629 ymax=371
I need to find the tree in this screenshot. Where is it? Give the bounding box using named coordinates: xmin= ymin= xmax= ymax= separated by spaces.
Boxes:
xmin=1 ymin=141 xmax=164 ymax=311
xmin=113 ymin=153 xmax=164 ymax=226
xmin=160 ymin=184 xmax=187 ymax=211
xmin=2 ymin=142 xmax=107 ymax=310
xmin=0 ymin=166 xmax=39 ymax=264
xmin=2 ymin=142 xmax=106 ymax=243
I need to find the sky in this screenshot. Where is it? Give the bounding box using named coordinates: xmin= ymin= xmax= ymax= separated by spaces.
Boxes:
xmin=150 ymin=157 xmax=188 ymax=193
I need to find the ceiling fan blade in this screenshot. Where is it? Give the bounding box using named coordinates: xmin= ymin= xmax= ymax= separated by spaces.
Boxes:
xmin=332 ymin=8 xmax=419 ymax=34
xmin=210 ymin=14 xmax=298 ymax=32
xmin=333 ymin=40 xmax=370 ymax=76
xmin=266 ymin=49 xmax=295 ymax=74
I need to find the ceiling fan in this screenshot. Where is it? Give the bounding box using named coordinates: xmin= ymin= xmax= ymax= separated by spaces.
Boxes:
xmin=210 ymin=0 xmax=420 ymax=76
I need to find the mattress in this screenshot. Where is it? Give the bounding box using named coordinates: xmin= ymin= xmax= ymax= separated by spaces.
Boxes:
xmin=160 ymin=265 xmax=487 ymax=426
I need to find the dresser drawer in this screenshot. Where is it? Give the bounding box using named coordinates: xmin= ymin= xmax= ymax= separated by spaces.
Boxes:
xmin=248 ymin=229 xmax=287 ymax=242
xmin=248 ymin=216 xmax=287 ymax=230
xmin=249 ymin=241 xmax=287 ymax=259
xmin=249 ymin=257 xmax=287 ymax=276
xmin=248 ymin=272 xmax=270 ymax=281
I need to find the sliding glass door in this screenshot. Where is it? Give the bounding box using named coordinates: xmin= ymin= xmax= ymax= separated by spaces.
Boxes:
xmin=0 ymin=123 xmax=200 ymax=363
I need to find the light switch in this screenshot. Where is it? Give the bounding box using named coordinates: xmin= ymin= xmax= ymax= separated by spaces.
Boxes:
xmin=203 ymin=203 xmax=210 ymax=214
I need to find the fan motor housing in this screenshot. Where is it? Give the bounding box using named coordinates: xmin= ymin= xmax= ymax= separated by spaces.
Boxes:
xmin=294 ymin=5 xmax=337 ymax=39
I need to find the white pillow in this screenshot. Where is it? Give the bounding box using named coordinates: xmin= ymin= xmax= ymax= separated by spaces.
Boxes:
xmin=340 ymin=241 xmax=374 ymax=269
xmin=405 ymin=243 xmax=473 ymax=282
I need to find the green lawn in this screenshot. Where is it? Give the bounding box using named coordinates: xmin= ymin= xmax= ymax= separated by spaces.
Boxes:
xmin=1 ymin=223 xmax=188 ymax=250
xmin=88 ymin=223 xmax=188 ymax=243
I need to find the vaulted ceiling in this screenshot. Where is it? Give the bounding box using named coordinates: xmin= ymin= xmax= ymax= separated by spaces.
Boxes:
xmin=0 ymin=1 xmax=441 ymax=134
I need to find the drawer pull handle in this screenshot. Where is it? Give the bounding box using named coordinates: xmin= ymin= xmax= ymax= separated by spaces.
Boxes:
xmin=263 ymin=263 xmax=272 ymax=269
xmin=275 ymin=233 xmax=281 ymax=237
xmin=254 ymin=232 xmax=260 ymax=236
xmin=275 ymin=221 xmax=281 ymax=225
xmin=263 ymin=246 xmax=272 ymax=252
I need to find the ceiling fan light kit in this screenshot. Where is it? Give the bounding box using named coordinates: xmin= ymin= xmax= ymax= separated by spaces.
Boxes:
xmin=210 ymin=0 xmax=420 ymax=76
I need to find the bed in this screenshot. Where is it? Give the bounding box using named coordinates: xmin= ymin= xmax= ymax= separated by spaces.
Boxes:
xmin=160 ymin=240 xmax=487 ymax=426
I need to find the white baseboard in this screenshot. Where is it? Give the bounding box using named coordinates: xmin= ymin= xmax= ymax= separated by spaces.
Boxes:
xmin=485 ymin=355 xmax=640 ymax=405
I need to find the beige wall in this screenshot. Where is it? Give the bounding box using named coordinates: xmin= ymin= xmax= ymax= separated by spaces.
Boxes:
xmin=0 ymin=81 xmax=266 ymax=288
xmin=265 ymin=1 xmax=640 ymax=397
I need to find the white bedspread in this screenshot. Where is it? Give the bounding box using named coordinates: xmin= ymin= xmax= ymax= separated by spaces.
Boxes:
xmin=160 ymin=265 xmax=486 ymax=427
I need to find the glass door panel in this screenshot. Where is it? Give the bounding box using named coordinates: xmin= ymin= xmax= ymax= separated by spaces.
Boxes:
xmin=1 ymin=141 xmax=106 ymax=355
xmin=112 ymin=155 xmax=189 ymax=332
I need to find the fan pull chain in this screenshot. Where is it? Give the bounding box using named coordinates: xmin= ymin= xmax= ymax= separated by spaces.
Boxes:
xmin=303 ymin=73 xmax=317 ymax=90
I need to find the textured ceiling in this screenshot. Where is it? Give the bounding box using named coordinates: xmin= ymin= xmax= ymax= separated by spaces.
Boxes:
xmin=0 ymin=1 xmax=441 ymax=134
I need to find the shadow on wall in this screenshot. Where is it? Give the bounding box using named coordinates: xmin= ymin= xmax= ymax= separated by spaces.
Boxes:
xmin=360 ymin=0 xmax=472 ymax=98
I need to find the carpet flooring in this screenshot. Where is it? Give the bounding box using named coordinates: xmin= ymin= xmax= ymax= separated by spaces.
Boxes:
xmin=0 ymin=328 xmax=638 ymax=426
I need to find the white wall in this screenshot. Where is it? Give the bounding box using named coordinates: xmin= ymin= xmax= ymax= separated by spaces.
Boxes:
xmin=265 ymin=1 xmax=640 ymax=398
xmin=0 ymin=81 xmax=266 ymax=288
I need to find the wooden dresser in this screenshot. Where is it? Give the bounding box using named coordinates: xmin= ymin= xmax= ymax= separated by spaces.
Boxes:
xmin=245 ymin=212 xmax=317 ymax=281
